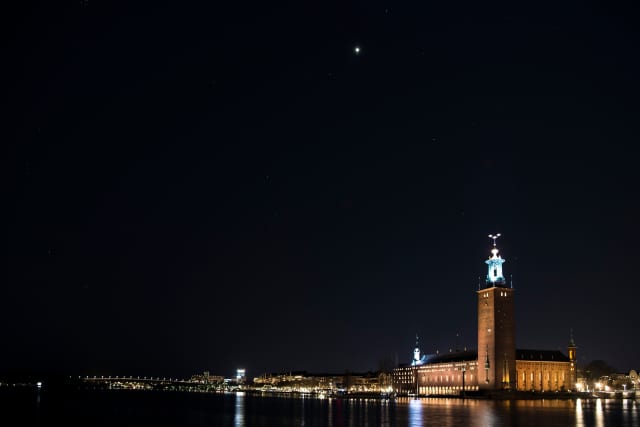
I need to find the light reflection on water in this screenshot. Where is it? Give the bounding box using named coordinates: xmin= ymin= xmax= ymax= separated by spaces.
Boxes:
xmin=408 ymin=398 xmax=423 ymax=426
xmin=234 ymin=392 xmax=245 ymax=427
xmin=380 ymin=398 xmax=390 ymax=427
xmin=474 ymin=399 xmax=498 ymax=427
xmin=8 ymin=389 xmax=640 ymax=427
xmin=404 ymin=397 xmax=496 ymax=427
xmin=576 ymin=398 xmax=584 ymax=427
xmin=364 ymin=399 xmax=369 ymax=425
xmin=595 ymin=398 xmax=604 ymax=427
xmin=395 ymin=396 xmax=636 ymax=427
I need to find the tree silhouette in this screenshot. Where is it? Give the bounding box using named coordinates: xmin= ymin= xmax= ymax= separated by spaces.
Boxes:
xmin=582 ymin=360 xmax=617 ymax=382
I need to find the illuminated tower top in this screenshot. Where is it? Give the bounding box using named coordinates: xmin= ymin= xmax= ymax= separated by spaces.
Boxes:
xmin=485 ymin=233 xmax=506 ymax=287
xmin=411 ymin=334 xmax=429 ymax=366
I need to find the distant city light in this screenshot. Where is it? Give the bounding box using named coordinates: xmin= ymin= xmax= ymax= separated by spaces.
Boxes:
xmin=236 ymin=369 xmax=246 ymax=381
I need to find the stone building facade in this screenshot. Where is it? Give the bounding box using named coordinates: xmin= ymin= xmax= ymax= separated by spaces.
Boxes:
xmin=393 ymin=351 xmax=480 ymax=395
xmin=515 ymin=350 xmax=572 ymax=391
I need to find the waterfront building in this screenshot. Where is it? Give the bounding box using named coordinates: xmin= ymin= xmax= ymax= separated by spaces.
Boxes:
xmin=392 ymin=235 xmax=575 ymax=394
xmin=190 ymin=371 xmax=224 ymax=384
xmin=236 ymin=369 xmax=246 ymax=384
xmin=252 ymin=371 xmax=392 ymax=393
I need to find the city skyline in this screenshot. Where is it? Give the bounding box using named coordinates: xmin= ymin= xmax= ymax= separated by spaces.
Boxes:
xmin=6 ymin=1 xmax=640 ymax=379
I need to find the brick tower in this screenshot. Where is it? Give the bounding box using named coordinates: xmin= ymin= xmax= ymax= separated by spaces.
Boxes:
xmin=477 ymin=234 xmax=516 ymax=390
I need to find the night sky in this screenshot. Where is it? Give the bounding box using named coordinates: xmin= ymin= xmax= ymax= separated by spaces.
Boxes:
xmin=6 ymin=1 xmax=640 ymax=379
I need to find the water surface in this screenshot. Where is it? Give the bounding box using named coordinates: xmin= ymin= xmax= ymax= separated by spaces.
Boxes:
xmin=4 ymin=388 xmax=639 ymax=426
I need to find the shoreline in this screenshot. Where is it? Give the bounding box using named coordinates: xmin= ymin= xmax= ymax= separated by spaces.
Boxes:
xmin=8 ymin=379 xmax=636 ymax=401
xmin=396 ymin=390 xmax=634 ymax=400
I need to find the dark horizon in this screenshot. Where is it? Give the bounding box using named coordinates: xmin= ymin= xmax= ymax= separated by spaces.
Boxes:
xmin=6 ymin=1 xmax=640 ymax=380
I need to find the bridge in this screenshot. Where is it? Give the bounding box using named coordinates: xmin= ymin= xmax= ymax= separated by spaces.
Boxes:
xmin=80 ymin=376 xmax=232 ymax=391
xmin=82 ymin=376 xmax=194 ymax=384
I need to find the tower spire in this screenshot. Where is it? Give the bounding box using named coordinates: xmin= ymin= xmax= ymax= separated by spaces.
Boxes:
xmin=413 ymin=334 xmax=421 ymax=365
xmin=485 ymin=233 xmax=506 ymax=286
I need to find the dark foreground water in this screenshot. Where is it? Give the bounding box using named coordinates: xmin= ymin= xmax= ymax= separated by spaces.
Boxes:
xmin=4 ymin=388 xmax=640 ymax=426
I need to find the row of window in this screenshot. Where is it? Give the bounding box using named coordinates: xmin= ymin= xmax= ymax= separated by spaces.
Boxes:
xmin=481 ymin=291 xmax=510 ymax=298
xmin=394 ymin=374 xmax=477 ymax=384
xmin=520 ymin=371 xmax=566 ymax=382
xmin=418 ymin=374 xmax=475 ymax=384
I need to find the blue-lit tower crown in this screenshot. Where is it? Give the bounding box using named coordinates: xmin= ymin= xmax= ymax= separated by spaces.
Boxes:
xmin=485 ymin=233 xmax=506 ymax=286
xmin=411 ymin=334 xmax=428 ymax=366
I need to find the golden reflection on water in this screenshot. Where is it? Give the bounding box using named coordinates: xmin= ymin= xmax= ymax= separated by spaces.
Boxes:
xmin=402 ymin=397 xmax=496 ymax=427
xmin=472 ymin=400 xmax=498 ymax=427
xmin=595 ymin=398 xmax=604 ymax=427
xmin=396 ymin=396 xmax=640 ymax=427
xmin=576 ymin=398 xmax=584 ymax=427
xmin=363 ymin=399 xmax=369 ymax=425
xmin=348 ymin=399 xmax=354 ymax=427
xmin=226 ymin=394 xmax=640 ymax=426
xmin=511 ymin=398 xmax=576 ymax=409
xmin=380 ymin=398 xmax=390 ymax=427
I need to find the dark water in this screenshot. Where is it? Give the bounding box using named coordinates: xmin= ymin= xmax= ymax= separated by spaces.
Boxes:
xmin=4 ymin=388 xmax=640 ymax=426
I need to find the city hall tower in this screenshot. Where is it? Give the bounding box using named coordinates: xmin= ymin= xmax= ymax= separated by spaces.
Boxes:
xmin=477 ymin=234 xmax=516 ymax=390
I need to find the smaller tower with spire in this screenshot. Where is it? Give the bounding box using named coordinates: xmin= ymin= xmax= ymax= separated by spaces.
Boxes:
xmin=411 ymin=334 xmax=427 ymax=366
xmin=568 ymin=329 xmax=577 ymax=390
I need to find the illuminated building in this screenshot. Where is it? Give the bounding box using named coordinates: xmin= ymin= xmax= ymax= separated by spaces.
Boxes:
xmin=252 ymin=371 xmax=392 ymax=393
xmin=236 ymin=368 xmax=246 ymax=384
xmin=190 ymin=371 xmax=224 ymax=384
xmin=392 ymin=235 xmax=575 ymax=394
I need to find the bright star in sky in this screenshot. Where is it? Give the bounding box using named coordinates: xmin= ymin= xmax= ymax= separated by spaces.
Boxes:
xmin=354 ymin=46 xmax=360 ymax=54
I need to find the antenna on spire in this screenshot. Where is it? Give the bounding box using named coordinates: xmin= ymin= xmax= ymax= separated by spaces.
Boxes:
xmin=510 ymin=274 xmax=513 ymax=289
xmin=488 ymin=233 xmax=501 ymax=247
